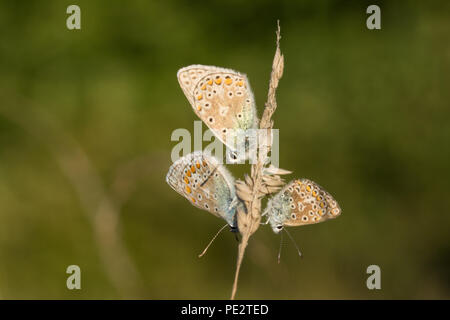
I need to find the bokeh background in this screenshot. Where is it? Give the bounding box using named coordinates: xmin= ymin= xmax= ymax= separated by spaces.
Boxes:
xmin=0 ymin=0 xmax=449 ymax=299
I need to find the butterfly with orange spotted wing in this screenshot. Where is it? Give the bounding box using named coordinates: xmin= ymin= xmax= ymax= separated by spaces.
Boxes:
xmin=264 ymin=178 xmax=342 ymax=234
xmin=177 ymin=65 xmax=258 ymax=163
xmin=166 ymin=151 xmax=242 ymax=230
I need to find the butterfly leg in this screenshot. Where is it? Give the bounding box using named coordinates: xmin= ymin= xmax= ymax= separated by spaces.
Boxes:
xmin=234 ymin=232 xmax=240 ymax=243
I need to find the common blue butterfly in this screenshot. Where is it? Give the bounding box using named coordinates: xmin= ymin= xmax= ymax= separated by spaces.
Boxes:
xmin=177 ymin=65 xmax=258 ymax=163
xmin=166 ymin=151 xmax=241 ymax=230
xmin=264 ymin=178 xmax=342 ymax=233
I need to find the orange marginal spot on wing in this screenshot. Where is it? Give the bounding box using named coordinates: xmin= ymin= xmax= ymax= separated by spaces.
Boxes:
xmin=225 ymin=77 xmax=233 ymax=85
xmin=207 ymin=80 xmax=213 ymax=85
xmin=186 ymin=170 xmax=192 ymax=177
xmin=191 ymin=197 xmax=196 ymax=203
xmin=184 ymin=177 xmax=189 ymax=184
xmin=191 ymin=165 xmax=196 ymax=173
xmin=197 ymin=105 xmax=202 ymax=111
xmin=215 ymin=77 xmax=222 ymax=85
xmin=238 ymin=80 xmax=244 ymax=87
xmin=196 ymin=162 xmax=201 ymax=169
xmin=201 ymin=84 xmax=206 ymax=90
xmin=185 ymin=186 xmax=191 ymax=194
xmin=197 ymin=94 xmax=203 ymax=100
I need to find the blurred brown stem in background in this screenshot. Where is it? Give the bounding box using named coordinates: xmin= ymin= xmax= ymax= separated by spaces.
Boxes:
xmin=0 ymin=97 xmax=144 ymax=298
xmin=231 ymin=22 xmax=284 ymax=300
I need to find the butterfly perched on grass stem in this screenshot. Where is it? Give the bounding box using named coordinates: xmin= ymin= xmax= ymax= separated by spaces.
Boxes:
xmin=166 ymin=151 xmax=242 ymax=230
xmin=177 ymin=65 xmax=258 ymax=163
xmin=264 ymin=178 xmax=342 ymax=233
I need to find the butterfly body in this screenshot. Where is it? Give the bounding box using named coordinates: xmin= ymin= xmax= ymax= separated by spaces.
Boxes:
xmin=166 ymin=151 xmax=239 ymax=228
xmin=265 ymin=178 xmax=342 ymax=233
xmin=177 ymin=65 xmax=258 ymax=162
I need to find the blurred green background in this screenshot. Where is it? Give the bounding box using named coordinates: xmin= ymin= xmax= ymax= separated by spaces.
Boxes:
xmin=0 ymin=0 xmax=449 ymax=299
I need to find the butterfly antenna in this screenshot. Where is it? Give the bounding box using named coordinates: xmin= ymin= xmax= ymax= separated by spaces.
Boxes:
xmin=277 ymin=231 xmax=284 ymax=264
xmin=198 ymin=224 xmax=228 ymax=258
xmin=284 ymin=228 xmax=303 ymax=258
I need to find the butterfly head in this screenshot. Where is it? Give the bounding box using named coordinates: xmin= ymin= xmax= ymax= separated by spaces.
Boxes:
xmin=265 ymin=196 xmax=290 ymax=234
xmin=226 ymin=148 xmax=246 ymax=164
xmin=225 ymin=134 xmax=257 ymax=164
xmin=273 ymin=224 xmax=284 ymax=234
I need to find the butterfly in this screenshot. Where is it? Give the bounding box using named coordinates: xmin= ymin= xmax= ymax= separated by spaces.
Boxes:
xmin=166 ymin=151 xmax=240 ymax=230
xmin=264 ymin=178 xmax=341 ymax=233
xmin=177 ymin=65 xmax=258 ymax=163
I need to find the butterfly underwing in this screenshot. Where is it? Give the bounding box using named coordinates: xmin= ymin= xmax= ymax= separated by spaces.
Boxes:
xmin=166 ymin=151 xmax=241 ymax=229
xmin=264 ymin=178 xmax=342 ymax=233
xmin=177 ymin=65 xmax=258 ymax=163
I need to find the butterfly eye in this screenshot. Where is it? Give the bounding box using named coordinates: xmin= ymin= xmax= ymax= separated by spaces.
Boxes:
xmin=277 ymin=226 xmax=283 ymax=230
